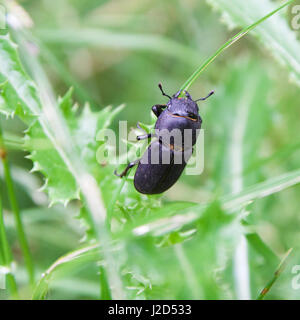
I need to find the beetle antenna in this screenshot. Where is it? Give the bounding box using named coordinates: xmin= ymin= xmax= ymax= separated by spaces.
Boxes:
xmin=195 ymin=90 xmax=214 ymax=102
xmin=158 ymin=83 xmax=172 ymax=99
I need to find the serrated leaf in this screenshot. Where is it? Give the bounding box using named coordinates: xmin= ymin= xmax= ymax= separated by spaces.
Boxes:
xmin=26 ymin=120 xmax=79 ymax=204
xmin=0 ymin=34 xmax=132 ymax=243
xmin=25 ymin=90 xmax=125 ymax=206
xmin=0 ymin=34 xmax=40 ymax=121
xmin=76 ymin=206 xmax=96 ymax=243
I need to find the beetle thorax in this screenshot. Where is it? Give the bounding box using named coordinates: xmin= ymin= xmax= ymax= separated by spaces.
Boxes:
xmin=154 ymin=97 xmax=202 ymax=150
xmin=167 ymin=97 xmax=199 ymax=117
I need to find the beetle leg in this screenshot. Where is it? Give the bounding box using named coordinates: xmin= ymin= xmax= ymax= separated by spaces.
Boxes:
xmin=152 ymin=104 xmax=167 ymax=117
xmin=114 ymin=159 xmax=139 ymax=178
xmin=136 ymin=122 xmax=147 ymax=132
xmin=137 ymin=133 xmax=152 ymax=141
xmin=136 ymin=122 xmax=153 ymax=140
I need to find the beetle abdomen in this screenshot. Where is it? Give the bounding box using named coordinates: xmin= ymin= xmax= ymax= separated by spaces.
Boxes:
xmin=134 ymin=141 xmax=192 ymax=194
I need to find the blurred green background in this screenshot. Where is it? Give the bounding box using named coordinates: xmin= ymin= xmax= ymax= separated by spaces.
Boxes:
xmin=1 ymin=0 xmax=300 ymax=300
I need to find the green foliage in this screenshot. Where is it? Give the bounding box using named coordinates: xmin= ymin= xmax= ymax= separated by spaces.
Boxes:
xmin=180 ymin=0 xmax=296 ymax=92
xmin=0 ymin=0 xmax=300 ymax=300
xmin=0 ymin=34 xmax=40 ymax=121
xmin=206 ymin=0 xmax=300 ymax=85
xmin=25 ymin=90 xmax=125 ymax=206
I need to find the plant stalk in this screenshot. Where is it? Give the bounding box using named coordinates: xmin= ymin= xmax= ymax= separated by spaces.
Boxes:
xmin=99 ymin=265 xmax=112 ymax=300
xmin=0 ymin=180 xmax=18 ymax=298
xmin=230 ymin=80 xmax=254 ymax=299
xmin=257 ymin=248 xmax=293 ymax=300
xmin=0 ymin=122 xmax=35 ymax=288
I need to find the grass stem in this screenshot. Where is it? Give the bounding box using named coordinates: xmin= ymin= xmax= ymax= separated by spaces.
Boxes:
xmin=99 ymin=265 xmax=112 ymax=300
xmin=257 ymin=248 xmax=293 ymax=300
xmin=0 ymin=122 xmax=35 ymax=288
xmin=0 ymin=181 xmax=19 ymax=299
xmin=179 ymin=0 xmax=295 ymax=94
xmin=174 ymin=243 xmax=202 ymax=299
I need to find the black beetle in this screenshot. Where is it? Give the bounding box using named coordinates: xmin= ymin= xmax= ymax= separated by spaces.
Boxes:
xmin=114 ymin=83 xmax=214 ymax=194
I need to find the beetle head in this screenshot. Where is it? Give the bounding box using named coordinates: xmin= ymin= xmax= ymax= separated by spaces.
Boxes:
xmin=157 ymin=83 xmax=214 ymax=120
xmin=167 ymin=90 xmax=199 ymax=120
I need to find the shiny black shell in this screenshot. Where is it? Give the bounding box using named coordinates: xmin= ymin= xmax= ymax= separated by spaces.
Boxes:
xmin=134 ymin=140 xmax=193 ymax=194
xmin=134 ymin=91 xmax=202 ymax=194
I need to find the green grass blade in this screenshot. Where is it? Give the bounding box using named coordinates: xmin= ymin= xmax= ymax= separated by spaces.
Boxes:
xmin=37 ymin=28 xmax=202 ymax=67
xmin=127 ymin=167 xmax=300 ymax=238
xmin=207 ymin=0 xmax=300 ymax=86
xmin=0 ymin=170 xmax=18 ymax=298
xmin=0 ymin=122 xmax=35 ymax=288
xmin=180 ymin=0 xmax=295 ymax=93
xmin=257 ymin=248 xmax=293 ymax=300
xmin=32 ymin=244 xmax=100 ymax=300
xmin=246 ymin=232 xmax=278 ymax=266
